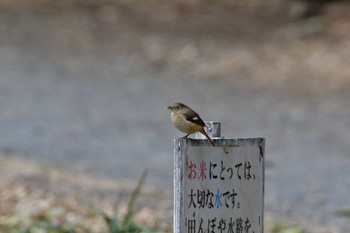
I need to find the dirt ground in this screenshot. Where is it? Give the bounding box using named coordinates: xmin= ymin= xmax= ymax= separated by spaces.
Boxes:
xmin=0 ymin=0 xmax=350 ymax=232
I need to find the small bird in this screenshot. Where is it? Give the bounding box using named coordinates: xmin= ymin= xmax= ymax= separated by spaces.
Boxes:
xmin=167 ymin=102 xmax=215 ymax=147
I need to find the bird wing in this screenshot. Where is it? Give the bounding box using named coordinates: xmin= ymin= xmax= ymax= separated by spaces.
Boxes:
xmin=184 ymin=110 xmax=206 ymax=127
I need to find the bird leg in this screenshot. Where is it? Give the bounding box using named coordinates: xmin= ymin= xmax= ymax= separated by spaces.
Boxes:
xmin=181 ymin=134 xmax=190 ymax=139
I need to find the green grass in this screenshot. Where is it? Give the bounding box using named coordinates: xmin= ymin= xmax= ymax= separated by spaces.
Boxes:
xmin=89 ymin=171 xmax=153 ymax=233
xmin=335 ymin=208 xmax=350 ymax=217
xmin=271 ymin=222 xmax=305 ymax=233
xmin=0 ymin=171 xmax=164 ymax=233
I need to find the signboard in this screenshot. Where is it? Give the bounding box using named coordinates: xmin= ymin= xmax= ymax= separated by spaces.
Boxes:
xmin=174 ymin=138 xmax=265 ymax=233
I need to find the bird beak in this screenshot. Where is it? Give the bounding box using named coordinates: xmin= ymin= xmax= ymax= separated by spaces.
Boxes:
xmin=166 ymin=105 xmax=173 ymax=110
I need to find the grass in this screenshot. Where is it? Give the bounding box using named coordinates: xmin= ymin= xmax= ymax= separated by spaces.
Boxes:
xmin=334 ymin=208 xmax=350 ymax=217
xmin=271 ymin=223 xmax=305 ymax=233
xmin=0 ymin=171 xmax=166 ymax=233
xmin=0 ymin=166 xmax=327 ymax=233
xmin=89 ymin=171 xmax=154 ymax=233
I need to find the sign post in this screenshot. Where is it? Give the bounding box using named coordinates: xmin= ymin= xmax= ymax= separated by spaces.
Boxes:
xmin=174 ymin=122 xmax=265 ymax=233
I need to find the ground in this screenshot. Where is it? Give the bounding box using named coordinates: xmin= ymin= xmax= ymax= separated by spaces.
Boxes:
xmin=0 ymin=0 xmax=350 ymax=232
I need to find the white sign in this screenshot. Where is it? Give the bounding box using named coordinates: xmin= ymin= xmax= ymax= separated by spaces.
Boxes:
xmin=174 ymin=138 xmax=264 ymax=233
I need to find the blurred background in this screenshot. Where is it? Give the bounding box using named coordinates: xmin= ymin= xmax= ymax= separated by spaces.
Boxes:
xmin=0 ymin=0 xmax=349 ymax=232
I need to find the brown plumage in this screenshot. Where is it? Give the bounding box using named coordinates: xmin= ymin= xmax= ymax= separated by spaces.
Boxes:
xmin=167 ymin=102 xmax=215 ymax=147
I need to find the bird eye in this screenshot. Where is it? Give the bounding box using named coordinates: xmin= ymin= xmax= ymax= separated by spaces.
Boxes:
xmin=175 ymin=106 xmax=180 ymax=110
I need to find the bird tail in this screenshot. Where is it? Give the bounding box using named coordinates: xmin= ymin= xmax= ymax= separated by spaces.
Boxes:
xmin=199 ymin=128 xmax=215 ymax=147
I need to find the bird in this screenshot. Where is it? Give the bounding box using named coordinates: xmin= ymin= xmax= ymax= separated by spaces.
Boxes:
xmin=166 ymin=102 xmax=215 ymax=147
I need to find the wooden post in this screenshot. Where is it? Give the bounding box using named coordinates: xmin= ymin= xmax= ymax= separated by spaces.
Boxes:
xmin=174 ymin=122 xmax=265 ymax=233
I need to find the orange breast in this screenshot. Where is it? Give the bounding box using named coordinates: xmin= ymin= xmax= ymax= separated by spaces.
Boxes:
xmin=171 ymin=113 xmax=202 ymax=134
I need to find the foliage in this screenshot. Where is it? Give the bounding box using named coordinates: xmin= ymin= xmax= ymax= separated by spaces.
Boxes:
xmin=0 ymin=171 xmax=161 ymax=233
xmin=89 ymin=171 xmax=153 ymax=233
xmin=272 ymin=223 xmax=305 ymax=233
xmin=335 ymin=208 xmax=350 ymax=217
